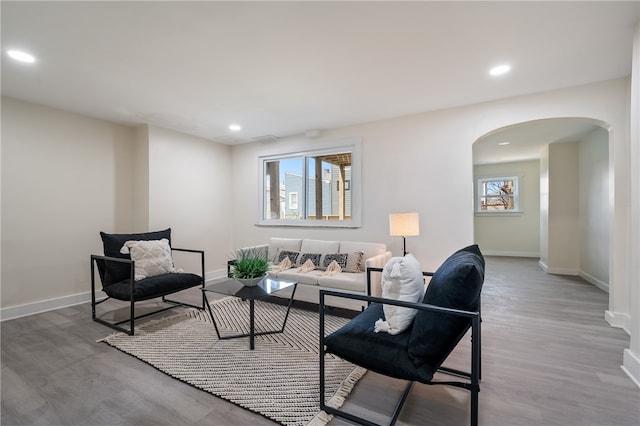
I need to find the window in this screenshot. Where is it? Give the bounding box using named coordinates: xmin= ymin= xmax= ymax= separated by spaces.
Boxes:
xmin=259 ymin=141 xmax=361 ymax=227
xmin=477 ymin=176 xmax=520 ymax=212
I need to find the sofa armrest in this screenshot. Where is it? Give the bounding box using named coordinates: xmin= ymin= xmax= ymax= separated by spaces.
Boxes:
xmin=366 ymin=266 xmax=434 ymax=300
xmin=236 ymin=244 xmax=269 ymax=259
xmin=363 ymin=251 xmax=391 ymax=297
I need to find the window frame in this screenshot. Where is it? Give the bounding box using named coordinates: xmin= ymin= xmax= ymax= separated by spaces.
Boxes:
xmin=257 ymin=140 xmax=362 ymax=228
xmin=475 ymin=175 xmax=522 ymax=214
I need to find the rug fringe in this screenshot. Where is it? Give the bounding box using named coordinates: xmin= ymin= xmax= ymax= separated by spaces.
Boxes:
xmin=306 ymin=366 xmax=368 ymax=426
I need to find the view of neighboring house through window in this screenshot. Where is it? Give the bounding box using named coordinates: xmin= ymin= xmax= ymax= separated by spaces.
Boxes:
xmin=477 ymin=176 xmax=520 ymax=212
xmin=261 ymin=145 xmax=359 ymax=227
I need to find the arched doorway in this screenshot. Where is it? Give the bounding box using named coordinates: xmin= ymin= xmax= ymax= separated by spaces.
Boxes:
xmin=472 ymin=117 xmax=610 ymax=292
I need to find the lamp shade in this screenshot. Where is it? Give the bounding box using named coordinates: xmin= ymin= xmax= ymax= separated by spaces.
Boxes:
xmin=389 ymin=212 xmax=420 ymax=236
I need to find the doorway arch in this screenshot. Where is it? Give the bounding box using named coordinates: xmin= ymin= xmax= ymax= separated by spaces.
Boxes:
xmin=472 ymin=117 xmax=611 ymax=292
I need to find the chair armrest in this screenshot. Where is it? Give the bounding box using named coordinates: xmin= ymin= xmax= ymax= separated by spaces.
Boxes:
xmin=319 ymin=289 xmax=479 ymax=319
xmin=366 ymin=266 xmax=435 ymax=298
xmin=91 ymin=254 xmax=132 ymax=265
xmin=227 ymin=259 xmax=237 ymax=277
xmin=171 ymin=248 xmax=205 ymax=281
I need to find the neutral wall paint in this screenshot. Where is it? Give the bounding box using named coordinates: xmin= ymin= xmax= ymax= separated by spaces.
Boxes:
xmin=578 ymin=128 xmax=610 ymax=289
xmin=623 ymin=22 xmax=640 ymax=387
xmin=539 ymin=144 xmax=550 ymax=269
xmin=548 ymin=142 xmax=580 ymax=273
xmin=132 ymin=125 xmax=150 ymax=231
xmin=473 ymin=160 xmax=540 ymax=257
xmin=1 ymin=97 xmax=134 ymax=308
xmin=147 ymin=125 xmax=233 ymax=275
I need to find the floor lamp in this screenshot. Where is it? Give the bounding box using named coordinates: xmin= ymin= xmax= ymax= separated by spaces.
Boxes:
xmin=389 ymin=212 xmax=420 ymax=256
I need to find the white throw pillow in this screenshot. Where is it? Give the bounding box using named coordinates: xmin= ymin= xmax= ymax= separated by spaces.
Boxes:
xmin=374 ymin=254 xmax=425 ymax=335
xmin=120 ymin=238 xmax=177 ymax=280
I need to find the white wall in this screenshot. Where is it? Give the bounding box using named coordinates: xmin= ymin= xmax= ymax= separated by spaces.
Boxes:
xmin=547 ymin=142 xmax=580 ymax=274
xmin=578 ymin=127 xmax=610 ymax=290
xmin=1 ymin=97 xmax=134 ymax=309
xmin=473 ymin=160 xmax=540 ymax=257
xmin=230 ymin=110 xmax=477 ymax=272
xmin=623 ymin=22 xmax=640 ymax=387
xmin=147 ymin=125 xmax=233 ymax=276
xmin=539 ymin=144 xmax=550 ymax=269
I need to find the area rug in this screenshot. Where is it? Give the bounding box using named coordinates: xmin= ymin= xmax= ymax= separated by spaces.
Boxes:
xmin=99 ymin=297 xmax=366 ymax=426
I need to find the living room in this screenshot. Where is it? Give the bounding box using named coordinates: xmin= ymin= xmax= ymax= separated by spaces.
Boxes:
xmin=2 ymin=1 xmax=639 ymax=424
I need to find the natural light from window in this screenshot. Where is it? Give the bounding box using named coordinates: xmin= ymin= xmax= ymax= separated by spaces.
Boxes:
xmin=259 ymin=142 xmax=361 ymax=227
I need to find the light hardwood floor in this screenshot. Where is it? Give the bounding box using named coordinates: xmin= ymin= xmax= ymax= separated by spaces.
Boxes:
xmin=2 ymin=256 xmax=639 ymax=425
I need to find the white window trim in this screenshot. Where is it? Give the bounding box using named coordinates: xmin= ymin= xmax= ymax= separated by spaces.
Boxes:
xmin=257 ymin=139 xmax=362 ymax=228
xmin=475 ymin=175 xmax=522 ymax=214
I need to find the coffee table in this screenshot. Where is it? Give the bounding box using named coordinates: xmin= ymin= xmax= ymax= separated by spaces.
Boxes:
xmin=201 ymin=276 xmax=298 ymax=349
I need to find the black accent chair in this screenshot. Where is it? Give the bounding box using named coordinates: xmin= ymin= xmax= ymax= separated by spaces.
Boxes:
xmin=91 ymin=228 xmax=205 ymax=335
xmin=320 ymin=245 xmax=484 ymax=426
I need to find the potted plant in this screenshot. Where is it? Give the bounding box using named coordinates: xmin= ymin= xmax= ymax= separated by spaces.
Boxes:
xmin=229 ymin=248 xmax=270 ymax=287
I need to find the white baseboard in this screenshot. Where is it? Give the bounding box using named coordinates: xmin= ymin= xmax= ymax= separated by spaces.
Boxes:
xmin=605 ymin=310 xmax=631 ymax=335
xmin=481 ymin=250 xmax=539 ymax=258
xmin=622 ymin=349 xmax=640 ymax=389
xmin=538 ymin=260 xmax=548 ymax=272
xmin=579 ymin=270 xmax=609 ymax=293
xmin=0 ymin=269 xmax=226 ymax=322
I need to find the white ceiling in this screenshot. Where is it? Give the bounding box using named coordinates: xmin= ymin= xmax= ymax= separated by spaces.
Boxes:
xmin=2 ymin=1 xmax=638 ymax=152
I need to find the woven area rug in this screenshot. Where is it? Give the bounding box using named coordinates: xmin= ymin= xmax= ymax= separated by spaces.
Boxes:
xmin=99 ymin=297 xmax=366 ymax=426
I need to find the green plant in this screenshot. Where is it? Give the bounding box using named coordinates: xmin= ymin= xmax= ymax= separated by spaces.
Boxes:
xmin=229 ymin=248 xmax=270 ymax=279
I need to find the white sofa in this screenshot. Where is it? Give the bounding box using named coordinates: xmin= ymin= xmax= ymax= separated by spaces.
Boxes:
xmin=235 ymin=237 xmax=392 ymax=311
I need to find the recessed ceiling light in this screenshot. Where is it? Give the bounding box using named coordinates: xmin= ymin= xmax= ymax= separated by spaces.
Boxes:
xmin=498 ymin=141 xmax=511 ymax=146
xmin=7 ymin=49 xmax=36 ymax=63
xmin=229 ymin=124 xmax=242 ymax=131
xmin=489 ymin=64 xmax=511 ymax=76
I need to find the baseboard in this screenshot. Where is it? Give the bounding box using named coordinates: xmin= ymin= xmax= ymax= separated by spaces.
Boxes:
xmin=622 ymin=349 xmax=640 ymax=389
xmin=578 ymin=270 xmax=609 ymax=293
xmin=0 ymin=268 xmax=226 ymax=322
xmin=481 ymin=250 xmax=539 ymax=258
xmin=544 ymin=266 xmax=579 ymax=276
xmin=538 ymin=260 xmax=548 ymax=272
xmin=605 ymin=310 xmax=631 ymax=335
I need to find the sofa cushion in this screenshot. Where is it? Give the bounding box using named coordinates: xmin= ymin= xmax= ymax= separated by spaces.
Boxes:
xmin=408 ymin=244 xmax=484 ymax=369
xmin=300 ymin=239 xmax=340 ymax=254
xmin=318 ymin=271 xmax=366 ymax=292
xmin=268 ymin=238 xmax=302 ymax=262
xmin=100 ymin=228 xmax=172 ymax=287
xmin=277 ymin=269 xmax=323 ymax=285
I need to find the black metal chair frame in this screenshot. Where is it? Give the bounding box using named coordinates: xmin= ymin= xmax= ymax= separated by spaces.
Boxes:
xmin=90 ymin=248 xmax=206 ymax=335
xmin=319 ymin=268 xmax=481 ymax=426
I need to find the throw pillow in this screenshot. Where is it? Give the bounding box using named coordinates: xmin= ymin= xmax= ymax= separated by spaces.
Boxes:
xmin=298 ymin=258 xmax=316 ymax=273
xmin=297 ymin=252 xmax=322 ymax=267
xmin=374 ymin=254 xmax=425 ymax=335
xmin=274 ymin=256 xmax=292 ymax=272
xmin=323 ymin=260 xmax=342 ymax=276
xmin=276 ymin=249 xmax=300 ymax=264
xmin=342 ymin=251 xmax=364 ymax=273
xmin=320 ymin=253 xmax=348 ymax=270
xmin=120 ymin=238 xmax=176 ymax=280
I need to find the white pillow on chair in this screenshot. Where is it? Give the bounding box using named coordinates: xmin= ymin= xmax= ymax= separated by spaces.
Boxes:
xmin=374 ymin=254 xmax=425 ymax=335
xmin=120 ymin=238 xmax=177 ymax=280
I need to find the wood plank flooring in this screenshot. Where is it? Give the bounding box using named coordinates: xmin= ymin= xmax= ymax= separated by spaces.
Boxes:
xmin=2 ymin=256 xmax=639 ymax=425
